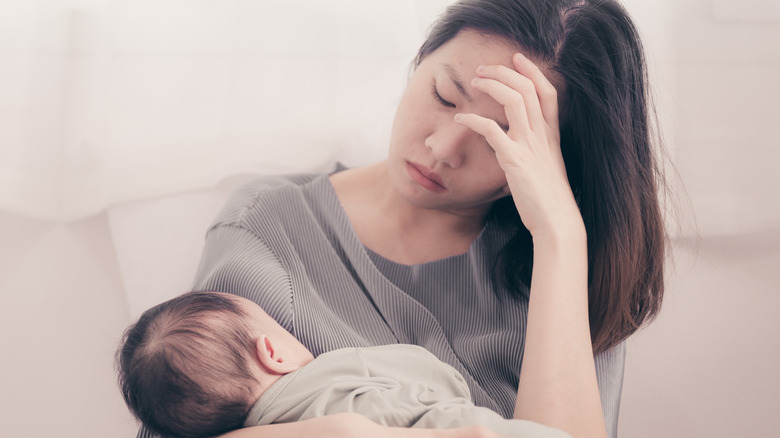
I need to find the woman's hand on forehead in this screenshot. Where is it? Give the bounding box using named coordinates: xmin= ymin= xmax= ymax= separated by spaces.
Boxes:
xmin=454 ymin=52 xmax=582 ymax=238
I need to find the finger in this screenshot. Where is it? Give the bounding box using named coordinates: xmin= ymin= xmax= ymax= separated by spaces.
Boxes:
xmin=454 ymin=112 xmax=513 ymax=156
xmin=470 ymin=76 xmax=531 ymax=138
xmin=475 ymin=64 xmax=545 ymax=133
xmin=512 ymin=52 xmax=560 ymax=133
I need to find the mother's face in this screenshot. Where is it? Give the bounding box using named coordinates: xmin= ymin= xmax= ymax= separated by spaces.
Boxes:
xmin=387 ymin=30 xmax=519 ymax=217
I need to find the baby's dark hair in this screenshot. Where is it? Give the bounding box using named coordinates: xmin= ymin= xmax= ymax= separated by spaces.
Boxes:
xmin=116 ymin=292 xmax=259 ymax=438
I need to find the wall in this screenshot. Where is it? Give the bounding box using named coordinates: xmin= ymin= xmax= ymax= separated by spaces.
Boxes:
xmin=619 ymin=0 xmax=780 ymax=436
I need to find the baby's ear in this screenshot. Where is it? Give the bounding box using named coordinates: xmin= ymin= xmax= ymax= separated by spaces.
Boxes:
xmin=254 ymin=335 xmax=298 ymax=375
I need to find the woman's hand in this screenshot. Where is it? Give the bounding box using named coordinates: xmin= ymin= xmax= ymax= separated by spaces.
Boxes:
xmin=218 ymin=413 xmax=508 ymax=438
xmin=457 ymin=53 xmax=607 ymax=438
xmin=455 ymin=52 xmax=583 ymax=240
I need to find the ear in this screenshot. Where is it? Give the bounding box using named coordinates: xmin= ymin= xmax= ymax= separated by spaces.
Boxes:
xmin=254 ymin=335 xmax=299 ymax=375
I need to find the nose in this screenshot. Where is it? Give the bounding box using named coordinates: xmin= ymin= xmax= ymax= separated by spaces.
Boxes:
xmin=425 ymin=122 xmax=473 ymax=168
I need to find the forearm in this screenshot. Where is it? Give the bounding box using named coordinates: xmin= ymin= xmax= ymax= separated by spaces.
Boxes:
xmin=514 ymin=223 xmax=607 ymax=438
xmin=214 ymin=414 xmax=506 ymax=438
xmin=216 ymin=414 xmax=369 ymax=438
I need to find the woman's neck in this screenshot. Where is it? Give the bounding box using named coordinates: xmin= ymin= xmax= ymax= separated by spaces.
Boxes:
xmin=329 ymin=161 xmax=489 ymax=265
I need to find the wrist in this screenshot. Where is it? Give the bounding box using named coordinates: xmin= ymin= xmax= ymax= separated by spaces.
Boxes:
xmin=531 ymin=217 xmax=587 ymax=248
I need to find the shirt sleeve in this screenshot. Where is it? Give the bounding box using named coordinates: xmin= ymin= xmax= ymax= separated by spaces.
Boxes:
xmin=190 ymin=223 xmax=295 ymax=333
xmin=595 ymin=340 xmax=627 ymax=438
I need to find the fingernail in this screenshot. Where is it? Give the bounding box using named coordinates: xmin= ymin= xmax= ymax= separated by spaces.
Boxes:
xmin=454 ymin=113 xmax=463 ymax=122
xmin=476 ymin=65 xmax=485 ymax=75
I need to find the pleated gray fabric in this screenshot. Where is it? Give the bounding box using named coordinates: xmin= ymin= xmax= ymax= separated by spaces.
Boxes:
xmin=135 ymin=171 xmax=625 ymax=438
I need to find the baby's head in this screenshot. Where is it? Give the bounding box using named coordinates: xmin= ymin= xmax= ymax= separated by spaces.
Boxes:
xmin=116 ymin=291 xmax=313 ymax=438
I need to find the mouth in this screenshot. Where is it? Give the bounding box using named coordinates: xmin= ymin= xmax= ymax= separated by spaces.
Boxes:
xmin=406 ymin=161 xmax=446 ymax=193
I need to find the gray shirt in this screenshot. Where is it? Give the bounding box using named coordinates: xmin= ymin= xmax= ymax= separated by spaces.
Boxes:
xmin=136 ymin=171 xmax=625 ymax=438
xmin=245 ymin=344 xmax=571 ymax=438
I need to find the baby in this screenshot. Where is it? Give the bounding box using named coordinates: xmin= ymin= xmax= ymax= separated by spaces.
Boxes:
xmin=117 ymin=291 xmax=570 ymax=438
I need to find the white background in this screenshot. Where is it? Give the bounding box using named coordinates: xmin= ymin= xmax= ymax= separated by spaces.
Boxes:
xmin=0 ymin=1 xmax=778 ymax=437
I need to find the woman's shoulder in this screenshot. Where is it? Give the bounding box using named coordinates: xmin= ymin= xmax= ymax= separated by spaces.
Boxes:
xmin=210 ymin=171 xmax=329 ymax=229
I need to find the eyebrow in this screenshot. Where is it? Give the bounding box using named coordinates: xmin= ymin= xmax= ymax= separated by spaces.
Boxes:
xmin=440 ymin=62 xmax=507 ymax=131
xmin=441 ymin=63 xmax=473 ymax=103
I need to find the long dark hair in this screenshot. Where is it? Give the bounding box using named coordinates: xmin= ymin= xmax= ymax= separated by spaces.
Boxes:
xmin=416 ymin=0 xmax=666 ymax=354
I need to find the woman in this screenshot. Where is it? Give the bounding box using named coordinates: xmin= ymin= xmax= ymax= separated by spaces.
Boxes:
xmin=135 ymin=1 xmax=665 ymax=437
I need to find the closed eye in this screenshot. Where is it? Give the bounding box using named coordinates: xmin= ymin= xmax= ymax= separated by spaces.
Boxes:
xmin=432 ymin=84 xmax=455 ymax=108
